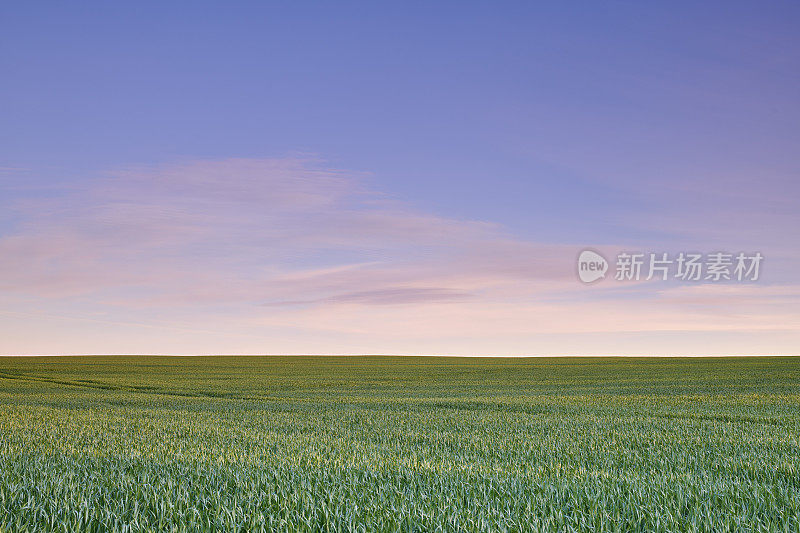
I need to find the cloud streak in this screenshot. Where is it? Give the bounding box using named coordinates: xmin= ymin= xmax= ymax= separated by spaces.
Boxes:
xmin=0 ymin=157 xmax=798 ymax=355
xmin=0 ymin=158 xmax=575 ymax=304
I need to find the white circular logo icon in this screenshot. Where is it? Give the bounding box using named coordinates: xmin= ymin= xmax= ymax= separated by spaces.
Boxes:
xmin=577 ymin=250 xmax=608 ymax=283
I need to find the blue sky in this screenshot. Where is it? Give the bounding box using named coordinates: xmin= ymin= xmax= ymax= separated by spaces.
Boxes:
xmin=1 ymin=2 xmax=799 ymax=355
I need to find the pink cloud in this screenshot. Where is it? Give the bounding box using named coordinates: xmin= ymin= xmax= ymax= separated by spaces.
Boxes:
xmin=0 ymin=158 xmax=576 ymax=306
xmin=1 ymin=157 xmax=798 ymax=355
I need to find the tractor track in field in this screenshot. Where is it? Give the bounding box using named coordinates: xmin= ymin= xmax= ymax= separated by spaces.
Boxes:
xmin=0 ymin=371 xmax=282 ymax=403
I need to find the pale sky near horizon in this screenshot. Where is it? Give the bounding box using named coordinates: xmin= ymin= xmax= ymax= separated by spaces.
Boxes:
xmin=1 ymin=2 xmax=799 ymax=355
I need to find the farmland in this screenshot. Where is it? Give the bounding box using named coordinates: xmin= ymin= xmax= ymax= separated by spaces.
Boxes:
xmin=0 ymin=356 xmax=799 ymax=531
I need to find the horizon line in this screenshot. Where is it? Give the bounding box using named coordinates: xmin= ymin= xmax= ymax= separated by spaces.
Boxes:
xmin=1 ymin=354 xmax=797 ymax=358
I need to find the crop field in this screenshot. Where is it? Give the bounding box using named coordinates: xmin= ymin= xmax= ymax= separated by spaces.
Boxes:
xmin=0 ymin=356 xmax=799 ymax=532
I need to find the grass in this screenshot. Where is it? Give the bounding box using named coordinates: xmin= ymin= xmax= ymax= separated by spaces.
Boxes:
xmin=0 ymin=356 xmax=799 ymax=532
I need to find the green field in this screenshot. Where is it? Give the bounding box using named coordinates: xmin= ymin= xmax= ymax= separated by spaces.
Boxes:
xmin=1 ymin=356 xmax=799 ymax=532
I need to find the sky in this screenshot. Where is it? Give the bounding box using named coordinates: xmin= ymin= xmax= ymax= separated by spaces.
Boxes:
xmin=1 ymin=1 xmax=798 ymax=355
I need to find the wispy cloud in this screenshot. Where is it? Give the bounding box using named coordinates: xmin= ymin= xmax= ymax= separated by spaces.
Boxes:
xmin=0 ymin=157 xmax=797 ymax=355
xmin=263 ymin=287 xmax=475 ymax=307
xmin=0 ymin=158 xmax=573 ymax=304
